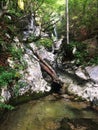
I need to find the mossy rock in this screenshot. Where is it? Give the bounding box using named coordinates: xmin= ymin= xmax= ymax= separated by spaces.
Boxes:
xmin=9 ymin=92 xmax=49 ymax=105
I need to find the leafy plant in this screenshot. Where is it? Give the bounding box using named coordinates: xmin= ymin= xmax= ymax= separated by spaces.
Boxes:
xmin=87 ymin=56 xmax=98 ymax=65
xmin=9 ymin=46 xmax=23 ymax=60
xmin=0 ymin=67 xmax=21 ymax=87
xmin=0 ymin=68 xmax=15 ymax=87
xmin=68 ymin=41 xmax=98 ymax=66
xmin=13 ymin=82 xmax=28 ymax=97
xmin=36 ymin=38 xmax=53 ymax=49
xmin=0 ymin=96 xmax=14 ymax=110
xmin=0 ymin=102 xmax=14 ymax=110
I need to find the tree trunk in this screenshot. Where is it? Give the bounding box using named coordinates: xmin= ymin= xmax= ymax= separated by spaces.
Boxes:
xmin=66 ymin=0 xmax=69 ymax=44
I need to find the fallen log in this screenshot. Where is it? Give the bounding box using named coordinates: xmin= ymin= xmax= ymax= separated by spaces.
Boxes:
xmin=34 ymin=52 xmax=57 ymax=77
xmin=27 ymin=45 xmax=64 ymax=86
xmin=35 ymin=52 xmax=64 ymax=89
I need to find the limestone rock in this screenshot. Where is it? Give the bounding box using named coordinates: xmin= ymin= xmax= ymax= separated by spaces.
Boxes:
xmin=37 ymin=45 xmax=54 ymax=64
xmin=0 ymin=87 xmax=11 ymax=102
xmin=86 ymin=66 xmax=98 ymax=83
xmin=75 ymin=67 xmax=88 ymax=80
xmin=17 ymin=43 xmax=51 ymax=95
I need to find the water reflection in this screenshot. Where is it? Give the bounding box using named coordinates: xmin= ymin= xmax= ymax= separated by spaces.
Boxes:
xmin=0 ymin=95 xmax=98 ymax=130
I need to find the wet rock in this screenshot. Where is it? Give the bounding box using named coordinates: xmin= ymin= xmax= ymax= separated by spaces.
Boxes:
xmin=59 ymin=118 xmax=98 ymax=130
xmin=45 ymin=121 xmax=60 ymax=130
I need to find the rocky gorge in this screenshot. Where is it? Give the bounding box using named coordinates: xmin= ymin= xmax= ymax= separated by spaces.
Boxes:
xmin=0 ymin=12 xmax=98 ymax=110
xmin=0 ymin=37 xmax=98 ymax=110
xmin=0 ymin=8 xmax=98 ymax=130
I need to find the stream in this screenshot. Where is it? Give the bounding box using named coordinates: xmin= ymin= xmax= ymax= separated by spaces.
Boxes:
xmin=0 ymin=95 xmax=98 ymax=130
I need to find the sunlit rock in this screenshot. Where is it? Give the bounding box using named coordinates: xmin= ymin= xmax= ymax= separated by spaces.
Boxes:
xmin=6 ymin=42 xmax=52 ymax=98
xmin=16 ymin=43 xmax=51 ymax=95
xmin=37 ymin=46 xmax=54 ymax=64
xmin=86 ymin=66 xmax=98 ymax=83
xmin=41 ymin=32 xmax=49 ymax=38
xmin=52 ymin=36 xmax=64 ymax=53
xmin=34 ymin=26 xmax=41 ymax=37
xmin=0 ymin=87 xmax=11 ymax=102
xmin=68 ymin=82 xmax=98 ymax=102
xmin=83 ymin=86 xmax=98 ymax=101
xmin=75 ymin=67 xmax=88 ymax=80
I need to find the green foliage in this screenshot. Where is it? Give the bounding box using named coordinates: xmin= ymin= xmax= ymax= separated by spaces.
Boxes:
xmin=13 ymin=82 xmax=28 ymax=97
xmin=68 ymin=42 xmax=88 ymax=65
xmin=36 ymin=38 xmax=53 ymax=49
xmin=0 ymin=66 xmax=22 ymax=88
xmin=69 ymin=41 xmax=98 ymax=66
xmin=57 ymin=0 xmax=98 ymax=38
xmin=0 ymin=102 xmax=14 ymax=110
xmin=44 ymin=0 xmax=64 ymax=12
xmin=0 ymin=96 xmax=14 ymax=110
xmin=0 ymin=0 xmax=98 ymax=112
xmin=88 ymin=56 xmax=98 ymax=65
xmin=74 ymin=50 xmax=88 ymax=65
xmin=0 ymin=67 xmax=16 ymax=87
xmin=9 ymin=46 xmax=23 ymax=60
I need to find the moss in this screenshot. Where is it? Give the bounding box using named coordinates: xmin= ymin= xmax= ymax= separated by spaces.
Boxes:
xmin=9 ymin=92 xmax=49 ymax=105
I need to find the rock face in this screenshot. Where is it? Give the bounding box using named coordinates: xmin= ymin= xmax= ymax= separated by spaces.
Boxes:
xmin=1 ymin=39 xmax=98 ymax=105
xmin=68 ymin=83 xmax=98 ymax=102
xmin=0 ymin=13 xmax=55 ymax=103
xmin=0 ymin=22 xmax=98 ymax=105
xmin=37 ymin=46 xmax=54 ymax=65
xmin=83 ymin=37 xmax=98 ymax=58
xmin=0 ymin=42 xmax=54 ymax=103
xmin=68 ymin=66 xmax=98 ymax=102
xmin=57 ymin=61 xmax=98 ymax=104
xmin=85 ymin=66 xmax=98 ymax=83
xmin=17 ymin=43 xmax=53 ymax=95
xmin=1 ymin=87 xmax=11 ymax=102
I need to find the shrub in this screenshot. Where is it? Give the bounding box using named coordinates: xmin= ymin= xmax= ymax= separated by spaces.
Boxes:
xmin=70 ymin=41 xmax=98 ymax=66
xmin=0 ymin=67 xmax=20 ymax=87
xmin=8 ymin=46 xmax=23 ymax=60
xmin=36 ymin=38 xmax=53 ymax=49
xmin=0 ymin=102 xmax=14 ymax=110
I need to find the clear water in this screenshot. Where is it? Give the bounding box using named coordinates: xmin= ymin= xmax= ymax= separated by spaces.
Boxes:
xmin=0 ymin=95 xmax=98 ymax=130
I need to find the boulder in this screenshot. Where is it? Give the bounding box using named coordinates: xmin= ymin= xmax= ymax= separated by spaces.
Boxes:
xmin=0 ymin=42 xmax=52 ymax=103
xmin=59 ymin=65 xmax=98 ymax=103
xmin=85 ymin=66 xmax=98 ymax=83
